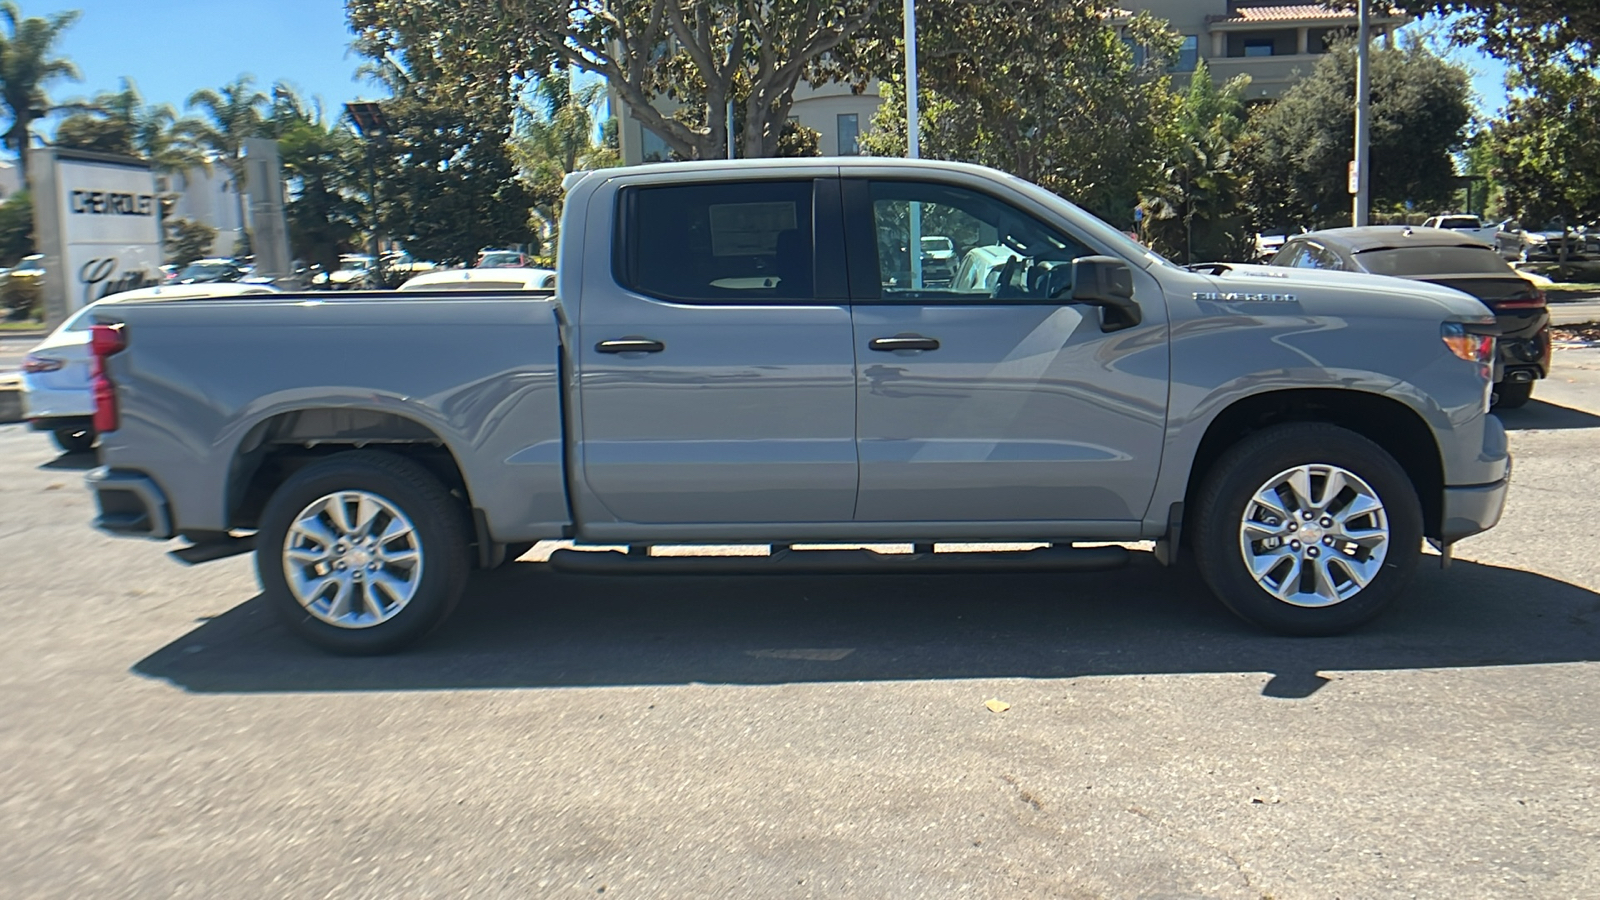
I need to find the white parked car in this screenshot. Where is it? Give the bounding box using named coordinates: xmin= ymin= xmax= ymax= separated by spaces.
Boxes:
xmin=398 ymin=267 xmax=556 ymax=291
xmin=21 ymin=283 xmax=280 ymax=453
xmin=1421 ymin=215 xmax=1499 ymax=246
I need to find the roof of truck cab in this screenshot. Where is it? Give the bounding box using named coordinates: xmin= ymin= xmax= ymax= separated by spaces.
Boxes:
xmin=573 ymin=156 xmax=1019 ymax=186
xmin=1297 ymin=226 xmax=1489 ymax=252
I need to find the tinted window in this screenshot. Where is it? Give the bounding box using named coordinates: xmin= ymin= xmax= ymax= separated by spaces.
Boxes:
xmin=865 ymin=181 xmax=1090 ymax=302
xmin=1356 ymin=245 xmax=1511 ymax=277
xmin=620 ymin=180 xmax=814 ymax=302
xmin=1439 ymin=217 xmax=1481 ymax=229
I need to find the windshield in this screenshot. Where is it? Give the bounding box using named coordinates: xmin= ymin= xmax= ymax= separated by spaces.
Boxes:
xmin=339 ymin=259 xmax=372 ymax=271
xmin=177 ymin=263 xmax=231 ymax=280
xmin=478 ymin=252 xmax=523 ymax=268
xmin=1355 ymin=245 xmax=1512 ymax=277
xmin=1438 ymin=217 xmax=1482 ymax=229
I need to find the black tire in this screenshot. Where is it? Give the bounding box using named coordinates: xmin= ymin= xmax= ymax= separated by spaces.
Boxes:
xmin=256 ymin=450 xmax=471 ymax=655
xmin=1192 ymin=423 xmax=1422 ymax=636
xmin=1493 ymin=380 xmax=1534 ymax=409
xmin=52 ymin=426 xmax=96 ymax=454
xmin=500 ymin=542 xmax=537 ymax=567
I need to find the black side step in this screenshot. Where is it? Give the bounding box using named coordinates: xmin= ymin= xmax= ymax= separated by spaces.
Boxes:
xmin=548 ymin=545 xmax=1128 ymax=576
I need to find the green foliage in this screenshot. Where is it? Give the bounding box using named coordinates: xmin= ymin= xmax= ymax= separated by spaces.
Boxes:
xmin=54 ymin=79 xmax=208 ymax=173
xmin=1399 ymin=1 xmax=1600 ymax=67
xmin=855 ymin=1 xmax=1177 ymax=229
xmin=278 ymin=117 xmax=363 ymax=272
xmin=0 ymin=188 xmax=32 ymax=265
xmin=1139 ymin=62 xmax=1257 ymax=263
xmin=1490 ymin=66 xmax=1600 ymax=237
xmin=164 ymin=217 xmax=217 ymax=267
xmin=372 ymin=94 xmax=537 ymax=263
xmin=0 ymin=2 xmax=80 ymax=181
xmin=347 ymin=0 xmax=883 ymax=160
xmin=775 ymin=119 xmax=820 ymax=158
xmin=1242 ymin=38 xmax=1473 ymax=230
xmin=511 ymin=72 xmax=618 ymax=252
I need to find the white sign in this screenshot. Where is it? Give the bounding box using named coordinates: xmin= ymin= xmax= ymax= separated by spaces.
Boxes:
xmin=56 ymin=157 xmax=163 ymax=312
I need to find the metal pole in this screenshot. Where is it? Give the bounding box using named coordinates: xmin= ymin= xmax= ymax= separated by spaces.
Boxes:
xmin=1353 ymin=0 xmax=1371 ymax=226
xmin=727 ymin=23 xmax=737 ymax=160
xmin=903 ymin=0 xmax=919 ymax=160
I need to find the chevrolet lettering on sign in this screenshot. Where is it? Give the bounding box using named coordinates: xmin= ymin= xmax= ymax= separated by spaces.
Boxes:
xmin=69 ymin=191 xmax=155 ymax=217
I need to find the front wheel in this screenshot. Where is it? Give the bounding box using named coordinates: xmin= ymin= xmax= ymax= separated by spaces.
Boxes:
xmin=52 ymin=426 xmax=96 ymax=454
xmin=1493 ymin=380 xmax=1534 ymax=409
xmin=1192 ymin=424 xmax=1422 ymax=636
xmin=256 ymin=450 xmax=471 ymax=654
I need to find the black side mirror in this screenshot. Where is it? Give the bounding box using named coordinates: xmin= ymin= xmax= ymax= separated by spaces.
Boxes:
xmin=1069 ymin=255 xmax=1141 ymax=332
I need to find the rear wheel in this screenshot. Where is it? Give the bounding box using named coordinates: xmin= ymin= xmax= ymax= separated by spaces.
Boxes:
xmin=1192 ymin=424 xmax=1422 ymax=636
xmin=1493 ymin=380 xmax=1534 ymax=409
xmin=256 ymin=451 xmax=470 ymax=654
xmin=52 ymin=426 xmax=96 ymax=454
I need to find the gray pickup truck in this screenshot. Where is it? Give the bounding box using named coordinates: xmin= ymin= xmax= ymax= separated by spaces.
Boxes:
xmin=83 ymin=158 xmax=1509 ymax=653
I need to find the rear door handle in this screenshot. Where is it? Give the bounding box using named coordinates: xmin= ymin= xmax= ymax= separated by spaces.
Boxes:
xmin=596 ymin=338 xmax=665 ymax=354
xmin=869 ymin=335 xmax=940 ymax=352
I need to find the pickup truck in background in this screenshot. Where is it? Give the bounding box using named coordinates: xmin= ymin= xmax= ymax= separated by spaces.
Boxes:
xmin=1421 ymin=214 xmax=1500 ymax=247
xmin=84 ymin=158 xmax=1510 ymax=654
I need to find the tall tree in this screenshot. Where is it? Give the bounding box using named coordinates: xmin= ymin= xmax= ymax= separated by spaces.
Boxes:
xmin=1488 ymin=65 xmax=1600 ymax=257
xmin=0 ymin=1 xmax=79 ymax=182
xmin=347 ymin=0 xmax=884 ymax=160
xmin=854 ymin=1 xmax=1177 ymax=229
xmin=1395 ymin=1 xmax=1600 ymax=66
xmin=512 ymin=71 xmax=618 ymax=252
xmin=278 ymin=114 xmax=362 ymax=271
xmin=54 ymin=78 xmax=207 ymax=173
xmin=1140 ymin=61 xmax=1256 ymax=264
xmin=1242 ymin=37 xmax=1472 ymax=230
xmin=186 ymin=75 xmax=269 ymax=250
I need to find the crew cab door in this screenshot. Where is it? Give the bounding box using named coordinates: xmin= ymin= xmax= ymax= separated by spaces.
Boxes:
xmin=844 ymin=176 xmax=1170 ymax=524
xmin=573 ymin=173 xmax=857 ymax=526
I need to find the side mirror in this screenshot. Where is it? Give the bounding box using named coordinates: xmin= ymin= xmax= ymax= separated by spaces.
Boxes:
xmin=1069 ymin=256 xmax=1142 ymax=332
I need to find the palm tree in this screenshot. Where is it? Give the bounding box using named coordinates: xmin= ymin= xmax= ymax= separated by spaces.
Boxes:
xmin=186 ymin=75 xmax=269 ymax=251
xmin=54 ymin=78 xmax=207 ymax=175
xmin=513 ymin=72 xmax=618 ymax=253
xmin=0 ymin=1 xmax=80 ymax=182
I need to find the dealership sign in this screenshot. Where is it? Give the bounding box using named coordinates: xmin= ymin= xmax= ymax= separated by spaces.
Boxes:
xmin=29 ymin=148 xmax=164 ymax=327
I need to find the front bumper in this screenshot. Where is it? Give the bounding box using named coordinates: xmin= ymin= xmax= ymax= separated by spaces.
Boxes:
xmin=85 ymin=467 xmax=173 ymax=539
xmin=1439 ymin=470 xmax=1511 ymax=543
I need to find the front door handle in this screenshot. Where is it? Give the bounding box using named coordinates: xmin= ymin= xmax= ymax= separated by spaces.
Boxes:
xmin=869 ymin=334 xmax=940 ymax=352
xmin=596 ymin=337 xmax=665 ymax=354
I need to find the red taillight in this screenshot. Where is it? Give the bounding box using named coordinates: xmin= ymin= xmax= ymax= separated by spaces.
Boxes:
xmin=1494 ymin=289 xmax=1547 ymax=310
xmin=21 ymin=355 xmax=64 ymax=373
xmin=90 ymin=323 xmax=127 ymax=433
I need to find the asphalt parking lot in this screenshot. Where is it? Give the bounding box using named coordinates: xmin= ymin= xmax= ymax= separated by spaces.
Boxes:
xmin=2 ymin=352 xmax=1598 ymax=899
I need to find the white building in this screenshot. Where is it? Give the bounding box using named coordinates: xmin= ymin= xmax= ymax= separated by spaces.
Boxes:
xmin=160 ymin=165 xmax=246 ymax=258
xmin=617 ymin=80 xmax=882 ymax=166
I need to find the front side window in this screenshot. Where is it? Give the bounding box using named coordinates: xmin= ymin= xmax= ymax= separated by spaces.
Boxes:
xmin=619 ymin=180 xmax=814 ymax=303
xmin=865 ymin=180 xmax=1089 ymax=302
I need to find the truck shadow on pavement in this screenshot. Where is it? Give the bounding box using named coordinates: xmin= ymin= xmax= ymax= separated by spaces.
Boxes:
xmin=132 ymin=555 xmax=1600 ymax=699
xmin=1496 ymin=399 xmax=1600 ymax=430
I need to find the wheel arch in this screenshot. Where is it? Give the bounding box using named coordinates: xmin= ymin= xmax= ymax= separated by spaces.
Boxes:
xmin=1182 ymin=388 xmax=1445 ymax=539
xmin=224 ymin=406 xmax=475 ymax=533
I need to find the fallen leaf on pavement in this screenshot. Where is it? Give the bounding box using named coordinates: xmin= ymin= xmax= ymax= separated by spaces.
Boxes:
xmin=984 ymin=698 xmax=1011 ymax=713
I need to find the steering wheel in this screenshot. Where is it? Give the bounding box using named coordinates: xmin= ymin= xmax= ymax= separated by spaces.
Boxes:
xmin=991 ymin=256 xmax=1024 ymax=299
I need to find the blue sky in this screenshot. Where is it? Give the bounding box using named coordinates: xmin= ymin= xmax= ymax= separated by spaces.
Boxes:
xmin=22 ymin=2 xmax=1514 ymax=129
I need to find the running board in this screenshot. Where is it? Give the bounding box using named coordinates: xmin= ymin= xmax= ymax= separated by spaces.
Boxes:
xmin=547 ymin=545 xmax=1128 ymax=576
xmin=168 ymin=535 xmax=255 ymax=565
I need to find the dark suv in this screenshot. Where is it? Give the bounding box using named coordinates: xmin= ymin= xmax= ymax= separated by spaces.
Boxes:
xmin=1269 ymin=227 xmax=1550 ymax=408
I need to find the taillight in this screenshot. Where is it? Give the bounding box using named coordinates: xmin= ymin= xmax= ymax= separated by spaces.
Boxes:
xmin=1494 ymin=289 xmax=1547 ymax=310
xmin=21 ymin=355 xmax=64 ymax=373
xmin=1441 ymin=322 xmax=1496 ymax=364
xmin=90 ymin=323 xmax=127 ymax=433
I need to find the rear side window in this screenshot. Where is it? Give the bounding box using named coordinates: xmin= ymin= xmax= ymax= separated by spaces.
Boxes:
xmin=1356 ymin=245 xmax=1511 ymax=277
xmin=617 ymin=180 xmax=814 ymax=302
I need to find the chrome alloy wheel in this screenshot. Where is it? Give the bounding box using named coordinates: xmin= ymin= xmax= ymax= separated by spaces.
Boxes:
xmin=281 ymin=490 xmax=425 ymax=628
xmin=1238 ymin=464 xmax=1390 ymax=608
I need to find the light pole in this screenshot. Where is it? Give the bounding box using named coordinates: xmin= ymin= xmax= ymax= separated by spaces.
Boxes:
xmin=1353 ymin=0 xmax=1371 ymax=226
xmin=904 ymin=0 xmax=923 ymax=288
xmin=344 ymin=101 xmax=389 ymax=285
